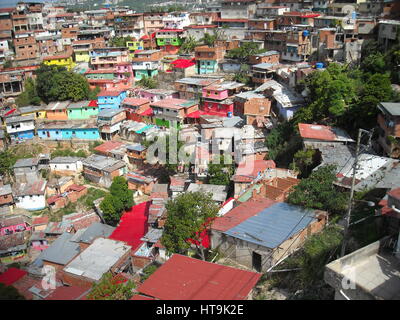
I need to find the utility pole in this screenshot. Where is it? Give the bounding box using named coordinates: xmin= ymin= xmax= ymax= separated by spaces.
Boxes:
xmin=340 ymin=128 xmax=372 ymax=257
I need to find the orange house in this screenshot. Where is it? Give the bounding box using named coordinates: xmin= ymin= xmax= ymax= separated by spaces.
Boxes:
xmin=46 ymin=101 xmax=70 ymax=120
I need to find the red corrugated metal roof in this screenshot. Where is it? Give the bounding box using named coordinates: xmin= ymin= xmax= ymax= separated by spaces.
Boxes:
xmin=94 ymin=141 xmax=124 ymax=154
xmin=88 ymin=100 xmax=98 ymax=107
xmin=214 ymin=18 xmax=249 ymax=22
xmin=298 ymin=123 xmax=337 ymax=141
xmin=130 ymin=294 xmax=156 ymax=300
xmin=232 ymin=160 xmax=276 ymax=182
xmin=45 ymin=286 xmax=88 ymax=300
xmin=186 ymin=110 xmax=206 ymax=118
xmin=157 ymin=29 xmax=184 ymax=32
xmin=109 ymin=201 xmax=150 ymax=251
xmin=170 ymin=58 xmax=196 ymax=69
xmin=138 ymin=108 xmax=153 ymax=116
xmin=0 ymin=268 xmax=27 ymax=286
xmin=212 ymin=198 xmax=276 ymax=232
xmin=97 ymin=90 xmax=123 ymax=97
xmin=137 ymin=254 xmax=261 ymax=300
xmin=32 ymin=216 xmax=49 ymax=226
xmin=123 ymin=97 xmax=150 ymax=106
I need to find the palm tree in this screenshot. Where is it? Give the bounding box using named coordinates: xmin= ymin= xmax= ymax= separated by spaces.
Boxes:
xmin=179 ymin=36 xmax=198 ymax=54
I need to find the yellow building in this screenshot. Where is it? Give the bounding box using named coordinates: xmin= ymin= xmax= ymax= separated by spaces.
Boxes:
xmin=126 ymin=40 xmax=144 ymax=57
xmin=19 ymin=105 xmax=47 ymax=119
xmin=43 ymin=53 xmax=76 ymax=71
xmin=74 ymin=50 xmax=90 ymax=63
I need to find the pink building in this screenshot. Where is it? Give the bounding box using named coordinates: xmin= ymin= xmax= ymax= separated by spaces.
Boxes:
xmin=201 ymin=81 xmax=244 ymax=117
xmin=0 ymin=216 xmax=32 ymax=236
xmin=137 ymin=88 xmax=179 ymax=103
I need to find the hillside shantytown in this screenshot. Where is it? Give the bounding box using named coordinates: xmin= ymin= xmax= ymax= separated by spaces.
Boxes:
xmin=0 ymin=0 xmax=399 ymax=301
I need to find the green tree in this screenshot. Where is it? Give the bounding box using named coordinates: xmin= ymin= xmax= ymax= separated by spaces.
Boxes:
xmin=352 ymin=73 xmax=394 ymax=129
xmin=0 ymin=283 xmax=25 ymax=300
xmin=225 ymin=42 xmax=266 ymax=62
xmin=35 ymin=64 xmax=91 ymax=103
xmin=137 ymin=76 xmax=158 ymax=89
xmin=290 ymin=148 xmax=318 ymax=178
xmin=295 ymin=63 xmax=357 ymax=124
xmin=0 ymin=150 xmax=17 ymax=182
xmin=161 ymin=191 xmax=219 ymax=260
xmin=179 ymin=35 xmax=198 ymax=54
xmin=287 ymin=165 xmax=348 ymax=215
xmin=100 ymin=177 xmax=134 ymax=226
xmin=109 ymin=36 xmax=133 ymax=47
xmin=207 ymin=155 xmax=234 ymax=185
xmin=200 ymin=30 xmax=225 ymax=47
xmin=86 ymin=272 xmax=135 ymax=300
xmin=16 ymin=78 xmax=41 ymax=107
xmin=109 ymin=176 xmax=134 ymax=211
xmin=361 ymin=52 xmax=387 ymax=75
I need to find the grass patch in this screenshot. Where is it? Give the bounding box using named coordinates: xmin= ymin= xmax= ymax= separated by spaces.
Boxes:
xmin=50 ymin=202 xmax=77 ymax=222
xmin=80 ymin=187 xmax=107 ymax=209
xmin=50 ymin=148 xmax=87 ymax=159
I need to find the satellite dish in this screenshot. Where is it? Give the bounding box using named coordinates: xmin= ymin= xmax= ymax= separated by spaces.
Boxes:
xmin=341 ymin=5 xmax=356 ymax=29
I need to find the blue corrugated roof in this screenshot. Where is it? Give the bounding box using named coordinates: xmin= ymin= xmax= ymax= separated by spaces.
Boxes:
xmin=135 ymin=125 xmax=153 ymax=134
xmin=223 ymin=202 xmax=317 ymax=249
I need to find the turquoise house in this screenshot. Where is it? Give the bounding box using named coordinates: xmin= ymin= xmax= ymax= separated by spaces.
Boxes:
xmin=67 ymin=100 xmax=99 ymax=120
xmin=97 ymin=90 xmax=127 ymax=111
xmin=134 ymin=69 xmax=159 ymax=81
xmin=37 ymin=121 xmax=100 ymax=140
xmin=197 ymin=60 xmax=218 ymax=74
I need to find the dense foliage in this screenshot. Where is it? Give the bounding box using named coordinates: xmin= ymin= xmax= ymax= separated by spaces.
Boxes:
xmin=26 ymin=65 xmax=99 ymax=104
xmin=137 ymin=76 xmax=158 ymax=89
xmin=16 ymin=78 xmax=41 ymax=107
xmin=287 ymin=165 xmax=348 ymax=215
xmin=225 ymin=42 xmax=266 ymax=62
xmin=161 ymin=191 xmax=219 ymax=260
xmin=0 ymin=283 xmax=26 ymax=300
xmin=109 ymin=36 xmax=133 ymax=47
xmin=207 ymin=155 xmax=234 ymax=185
xmin=86 ymin=272 xmax=135 ymax=300
xmin=100 ymin=176 xmax=134 ymax=226
xmin=179 ymin=36 xmax=198 ymax=54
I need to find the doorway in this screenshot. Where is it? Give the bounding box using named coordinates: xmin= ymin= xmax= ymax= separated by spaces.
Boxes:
xmin=252 ymin=252 xmax=262 ymax=272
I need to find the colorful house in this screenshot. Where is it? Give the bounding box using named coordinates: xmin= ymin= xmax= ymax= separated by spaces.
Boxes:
xmin=5 ymin=115 xmax=35 ymax=141
xmin=67 ymin=100 xmax=99 ymax=120
xmin=201 ymin=81 xmax=244 ymax=117
xmin=0 ymin=215 xmax=32 ymax=236
xmin=132 ymin=49 xmax=163 ymax=80
xmin=89 ymin=47 xmax=130 ymax=70
xmin=85 ymin=62 xmax=134 ymax=90
xmin=97 ymin=90 xmax=127 ymax=111
xmin=155 ymin=29 xmax=184 ymax=54
xmin=37 ymin=121 xmax=100 ymax=140
xmin=195 ymin=45 xmax=225 ymax=74
xmin=126 ymin=40 xmax=144 ymax=57
xmin=97 ymin=108 xmax=127 ymax=140
xmin=43 ymin=53 xmax=75 ymax=71
xmin=122 ymin=97 xmax=152 ymax=121
xmin=19 ymin=105 xmax=47 ymax=119
xmin=46 ymin=101 xmax=70 ymax=120
xmin=136 ymin=88 xmax=179 ymax=103
xmin=150 ymin=98 xmax=198 ymax=128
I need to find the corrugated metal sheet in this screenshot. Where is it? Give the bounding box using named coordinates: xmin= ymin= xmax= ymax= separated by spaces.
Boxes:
xmin=224 ymin=202 xmax=317 ymax=249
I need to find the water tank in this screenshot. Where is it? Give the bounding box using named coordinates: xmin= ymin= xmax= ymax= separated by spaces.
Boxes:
xmin=227 ymin=112 xmax=233 ymax=118
xmin=302 ymin=30 xmax=310 ymax=37
xmin=315 ymin=62 xmax=324 ymax=69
